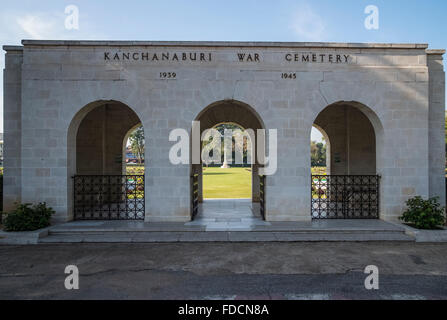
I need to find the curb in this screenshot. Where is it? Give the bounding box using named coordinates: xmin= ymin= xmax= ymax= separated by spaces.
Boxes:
xmin=386 ymin=221 xmax=447 ymax=243
xmin=0 ymin=227 xmax=50 ymax=245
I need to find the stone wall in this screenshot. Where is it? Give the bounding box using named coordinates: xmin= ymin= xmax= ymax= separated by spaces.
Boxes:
xmin=2 ymin=41 xmax=444 ymax=223
xmin=3 ymin=47 xmax=22 ymax=212
xmin=427 ymin=50 xmax=446 ymax=205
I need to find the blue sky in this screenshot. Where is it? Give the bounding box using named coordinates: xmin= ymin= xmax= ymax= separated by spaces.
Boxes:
xmin=1 ymin=0 xmax=446 ymax=136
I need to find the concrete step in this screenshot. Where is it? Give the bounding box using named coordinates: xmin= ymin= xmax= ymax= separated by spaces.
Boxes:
xmin=40 ymin=230 xmax=414 ymax=243
xmin=47 ymin=226 xmax=408 ymax=234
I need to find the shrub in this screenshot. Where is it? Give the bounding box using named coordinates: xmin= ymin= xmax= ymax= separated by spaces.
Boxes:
xmin=3 ymin=202 xmax=54 ymax=232
xmin=399 ymin=196 xmax=445 ymax=230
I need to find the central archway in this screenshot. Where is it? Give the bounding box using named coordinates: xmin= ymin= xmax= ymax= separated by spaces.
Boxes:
xmin=191 ymin=100 xmax=266 ymax=223
xmin=202 ymin=122 xmax=253 ymax=199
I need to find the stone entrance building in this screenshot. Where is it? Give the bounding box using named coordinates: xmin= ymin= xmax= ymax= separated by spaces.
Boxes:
xmin=2 ymin=40 xmax=445 ymax=224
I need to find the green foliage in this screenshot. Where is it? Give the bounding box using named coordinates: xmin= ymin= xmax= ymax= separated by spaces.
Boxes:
xmin=128 ymin=126 xmax=145 ymax=164
xmin=445 ymin=113 xmax=447 ymax=170
xmin=311 ymin=167 xmax=327 ymax=175
xmin=126 ymin=165 xmax=145 ymax=175
xmin=202 ymin=123 xmax=251 ymax=166
xmin=399 ymin=196 xmax=445 ymax=230
xmin=3 ymin=202 xmax=54 ymax=232
xmin=311 ymin=140 xmax=326 ymax=167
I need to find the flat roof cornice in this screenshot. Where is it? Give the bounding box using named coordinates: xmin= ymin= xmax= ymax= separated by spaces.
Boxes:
xmin=426 ymin=49 xmax=446 ymax=55
xmin=3 ymin=45 xmax=23 ymax=52
xmin=17 ymin=40 xmax=429 ymax=49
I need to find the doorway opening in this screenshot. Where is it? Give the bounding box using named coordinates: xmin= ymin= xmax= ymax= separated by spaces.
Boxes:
xmin=68 ymin=101 xmax=145 ymax=220
xmin=311 ymin=101 xmax=380 ymax=219
xmin=189 ymin=100 xmax=267 ymax=229
xmin=202 ymin=122 xmax=252 ymax=200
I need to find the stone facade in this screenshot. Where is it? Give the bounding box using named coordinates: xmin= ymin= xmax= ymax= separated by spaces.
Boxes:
xmin=2 ymin=40 xmax=445 ymax=223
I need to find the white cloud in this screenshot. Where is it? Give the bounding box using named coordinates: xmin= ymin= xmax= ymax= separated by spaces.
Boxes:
xmin=0 ymin=10 xmax=108 ymax=132
xmin=16 ymin=14 xmax=61 ymax=39
xmin=290 ymin=4 xmax=326 ymax=41
xmin=311 ymin=127 xmax=324 ymax=143
xmin=0 ymin=10 xmax=107 ymax=44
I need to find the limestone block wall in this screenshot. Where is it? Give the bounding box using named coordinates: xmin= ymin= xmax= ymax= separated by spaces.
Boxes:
xmin=427 ymin=50 xmax=446 ymax=205
xmin=3 ymin=47 xmax=22 ymax=212
xmin=2 ymin=41 xmax=444 ymax=223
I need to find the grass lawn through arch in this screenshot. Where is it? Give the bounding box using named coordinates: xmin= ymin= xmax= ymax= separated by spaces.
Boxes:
xmin=203 ymin=167 xmax=252 ymax=199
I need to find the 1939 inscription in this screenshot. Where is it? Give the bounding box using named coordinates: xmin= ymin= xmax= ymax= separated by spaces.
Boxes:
xmin=160 ymin=72 xmax=176 ymax=79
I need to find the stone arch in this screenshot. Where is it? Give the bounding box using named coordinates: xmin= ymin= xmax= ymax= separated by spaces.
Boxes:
xmin=310 ymin=101 xmax=384 ymax=176
xmin=310 ymin=100 xmax=385 ymax=219
xmin=67 ymin=100 xmax=143 ymax=220
xmin=191 ymin=99 xmax=265 ymax=209
xmin=194 ymin=99 xmax=266 ymax=132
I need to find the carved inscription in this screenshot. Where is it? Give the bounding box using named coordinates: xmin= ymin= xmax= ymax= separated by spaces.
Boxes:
xmin=284 ymin=53 xmax=350 ymax=63
xmin=103 ymin=51 xmax=351 ymax=64
xmin=104 ymin=52 xmax=212 ymax=62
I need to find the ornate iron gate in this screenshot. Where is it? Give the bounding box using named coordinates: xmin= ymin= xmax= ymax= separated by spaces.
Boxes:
xmin=259 ymin=175 xmax=266 ymax=220
xmin=191 ymin=173 xmax=199 ymax=219
xmin=311 ymin=175 xmax=380 ymax=219
xmin=73 ymin=175 xmax=145 ymax=220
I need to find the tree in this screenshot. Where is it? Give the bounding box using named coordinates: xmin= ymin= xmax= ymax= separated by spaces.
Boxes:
xmin=445 ymin=112 xmax=447 ymax=153
xmin=311 ymin=140 xmax=326 ymax=167
xmin=202 ymin=123 xmax=251 ymax=166
xmin=128 ymin=126 xmax=145 ymax=164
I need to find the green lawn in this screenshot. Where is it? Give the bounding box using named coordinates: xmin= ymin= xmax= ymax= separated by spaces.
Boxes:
xmin=203 ymin=167 xmax=252 ymax=199
xmin=311 ymin=167 xmax=327 ymax=175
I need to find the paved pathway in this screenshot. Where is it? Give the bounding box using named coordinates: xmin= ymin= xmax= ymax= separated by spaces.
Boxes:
xmin=185 ymin=199 xmax=269 ymax=231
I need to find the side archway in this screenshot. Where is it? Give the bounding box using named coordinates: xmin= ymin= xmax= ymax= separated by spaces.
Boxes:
xmin=310 ymin=101 xmax=385 ymax=219
xmin=67 ymin=100 xmax=144 ymax=220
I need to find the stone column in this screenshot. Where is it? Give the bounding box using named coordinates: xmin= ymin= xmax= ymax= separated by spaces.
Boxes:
xmin=252 ymin=164 xmax=260 ymax=202
xmin=3 ymin=46 xmax=23 ymax=212
xmin=427 ymin=50 xmax=446 ymax=205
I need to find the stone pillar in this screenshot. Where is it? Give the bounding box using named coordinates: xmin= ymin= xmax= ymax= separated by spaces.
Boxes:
xmin=427 ymin=50 xmax=446 ymax=205
xmin=3 ymin=46 xmax=23 ymax=212
xmin=252 ymin=164 xmax=260 ymax=202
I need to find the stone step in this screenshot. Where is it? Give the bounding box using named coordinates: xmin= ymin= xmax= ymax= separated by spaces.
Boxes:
xmin=48 ymin=227 xmax=407 ymax=234
xmin=40 ymin=230 xmax=414 ymax=243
